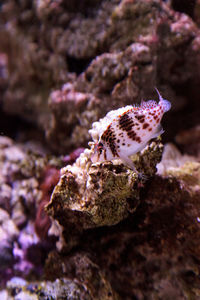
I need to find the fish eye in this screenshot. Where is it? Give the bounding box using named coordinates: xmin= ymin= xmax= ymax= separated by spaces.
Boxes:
xmin=98 ymin=142 xmax=103 ymax=149
xmin=97 ymin=142 xmax=104 ymax=152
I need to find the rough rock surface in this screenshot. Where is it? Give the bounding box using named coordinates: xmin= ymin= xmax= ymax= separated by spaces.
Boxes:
xmin=44 ymin=159 xmax=200 ymax=300
xmin=0 ymin=260 xmax=116 ymax=300
xmin=0 ymin=136 xmax=61 ymax=287
xmin=0 ymin=0 xmax=200 ymax=299
xmin=46 ymin=138 xmax=163 ymax=251
xmin=1 ymin=0 xmax=200 ymax=152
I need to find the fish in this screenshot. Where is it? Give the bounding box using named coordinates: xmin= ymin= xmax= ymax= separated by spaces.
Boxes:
xmin=89 ymin=89 xmax=171 ymax=173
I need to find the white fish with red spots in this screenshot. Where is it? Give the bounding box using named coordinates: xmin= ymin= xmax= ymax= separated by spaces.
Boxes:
xmin=89 ymin=89 xmax=171 ymax=173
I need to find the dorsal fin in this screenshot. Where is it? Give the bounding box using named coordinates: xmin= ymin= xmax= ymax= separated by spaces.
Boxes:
xmin=139 ymin=88 xmax=166 ymax=110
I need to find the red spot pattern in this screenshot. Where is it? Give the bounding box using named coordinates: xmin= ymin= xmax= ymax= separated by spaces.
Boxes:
xmin=143 ymin=123 xmax=149 ymax=129
xmin=135 ymin=114 xmax=145 ymax=123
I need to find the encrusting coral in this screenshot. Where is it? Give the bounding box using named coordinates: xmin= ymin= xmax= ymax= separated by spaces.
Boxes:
xmin=1 ymin=0 xmax=200 ymax=153
xmin=1 ymin=0 xmax=200 ymax=298
xmin=1 ymin=253 xmax=117 ymax=300
xmin=0 ymin=136 xmax=64 ymax=284
xmin=45 ymin=142 xmax=200 ymax=300
xmin=47 ymin=137 xmax=163 ymax=251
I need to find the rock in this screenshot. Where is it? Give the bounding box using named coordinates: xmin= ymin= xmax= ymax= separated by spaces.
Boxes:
xmin=0 ymin=137 xmax=62 ymax=281
xmin=3 ymin=264 xmax=117 ymax=300
xmin=157 ymin=143 xmax=197 ymax=175
xmin=1 ymin=1 xmax=200 ymax=151
xmin=0 ymin=208 xmax=19 ymax=269
xmin=47 ymin=138 xmax=163 ymax=251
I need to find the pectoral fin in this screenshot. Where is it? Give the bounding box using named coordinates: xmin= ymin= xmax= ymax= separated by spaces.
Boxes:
xmin=152 ymin=124 xmax=164 ymax=138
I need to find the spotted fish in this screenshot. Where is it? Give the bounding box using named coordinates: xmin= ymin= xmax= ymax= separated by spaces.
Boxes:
xmin=89 ymin=89 xmax=171 ymax=172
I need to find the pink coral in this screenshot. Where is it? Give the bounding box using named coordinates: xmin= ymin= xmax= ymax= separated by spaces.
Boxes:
xmin=35 ymin=167 xmax=60 ymax=239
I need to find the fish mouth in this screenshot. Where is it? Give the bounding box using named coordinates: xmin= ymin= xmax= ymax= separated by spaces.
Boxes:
xmin=90 ymin=143 xmax=100 ymax=163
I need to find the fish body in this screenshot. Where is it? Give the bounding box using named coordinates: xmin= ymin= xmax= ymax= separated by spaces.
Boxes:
xmin=89 ymin=89 xmax=171 ymax=171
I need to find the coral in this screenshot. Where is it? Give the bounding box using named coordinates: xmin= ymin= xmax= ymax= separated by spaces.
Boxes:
xmin=1 ymin=0 xmax=200 ymax=151
xmin=47 ymin=83 xmax=101 ymax=152
xmin=0 ymin=135 xmax=89 ymax=286
xmin=45 ymin=253 xmax=117 ymax=299
xmin=46 ymin=0 xmax=200 ymax=152
xmin=0 ymin=136 xmax=62 ymax=284
xmin=62 ymin=147 xmax=85 ymax=165
xmin=1 ymin=258 xmax=117 ymax=300
xmin=35 ymin=149 xmax=85 ymax=239
xmin=47 ymin=43 xmax=155 ymax=152
xmin=2 ymin=135 xmax=199 ymax=298
xmin=157 ymin=143 xmax=197 ymax=175
xmin=45 ymin=158 xmax=200 ymax=299
xmin=35 ymin=167 xmax=60 ymax=239
xmin=46 ymin=138 xmax=163 ymax=251
xmin=0 ymin=0 xmax=200 ymax=298
xmin=0 ymin=208 xmax=19 ymax=270
xmin=166 ymin=161 xmax=200 ymax=195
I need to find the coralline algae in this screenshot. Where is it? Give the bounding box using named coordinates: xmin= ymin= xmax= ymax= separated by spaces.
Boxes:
xmin=47 ymin=136 xmax=163 ymax=251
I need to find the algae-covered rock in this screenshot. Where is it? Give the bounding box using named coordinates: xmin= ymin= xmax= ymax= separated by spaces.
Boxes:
xmin=2 ymin=253 xmax=117 ymax=300
xmin=45 ymin=151 xmax=200 ymax=299
xmin=47 ymin=82 xmax=101 ymax=152
xmin=0 ymin=136 xmax=62 ymax=283
xmin=0 ymin=208 xmax=19 ymax=270
xmin=166 ymin=161 xmax=200 ymax=196
xmin=53 ymin=156 xmax=200 ymax=299
xmin=157 ymin=143 xmax=197 ymax=175
xmin=1 ymin=0 xmax=200 ymax=298
xmin=1 ymin=0 xmax=200 ymax=152
xmin=3 ymin=277 xmax=95 ymax=300
xmin=46 ymin=138 xmax=163 ymax=250
xmin=45 ymin=253 xmax=118 ymax=300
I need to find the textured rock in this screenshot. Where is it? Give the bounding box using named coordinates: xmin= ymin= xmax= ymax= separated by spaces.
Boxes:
xmin=166 ymin=161 xmax=200 ymax=195
xmin=46 ymin=0 xmax=200 ymax=151
xmin=2 ymin=255 xmax=117 ymax=300
xmin=0 ymin=208 xmax=19 ymax=269
xmin=3 ymin=277 xmax=92 ymax=300
xmin=1 ymin=0 xmax=200 ymax=151
xmin=46 ymin=158 xmax=200 ymax=299
xmin=47 ymin=138 xmax=163 ymax=251
xmin=157 ymin=143 xmax=197 ymax=175
xmin=0 ymin=136 xmax=62 ymax=284
xmin=45 ymin=253 xmax=117 ymax=300
xmin=47 ymin=82 xmax=101 ymax=152
xmin=0 ymin=0 xmax=200 ymax=298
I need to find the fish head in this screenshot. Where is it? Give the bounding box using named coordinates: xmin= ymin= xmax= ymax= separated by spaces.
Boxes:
xmin=91 ymin=142 xmax=105 ymax=163
xmin=155 ymin=88 xmax=171 ymax=113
